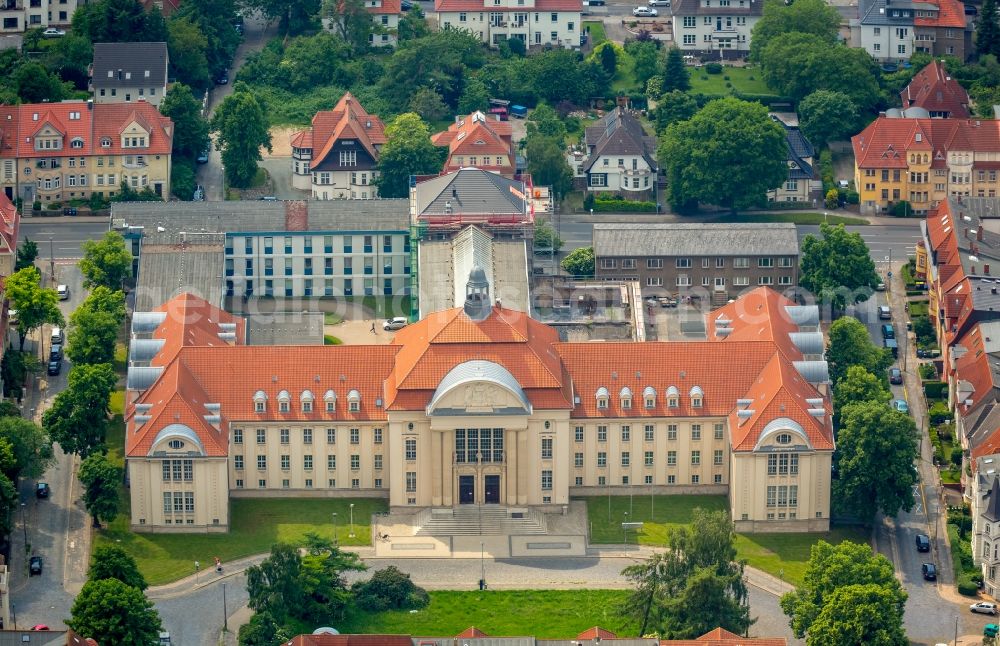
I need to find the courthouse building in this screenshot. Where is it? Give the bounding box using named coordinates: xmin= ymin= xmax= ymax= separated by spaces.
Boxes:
xmin=124 ymin=276 xmax=834 ymax=535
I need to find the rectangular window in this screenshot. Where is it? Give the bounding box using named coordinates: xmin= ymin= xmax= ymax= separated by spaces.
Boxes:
xmin=280 ymin=428 xmax=289 ymax=444
xmin=234 ymin=455 xmax=244 ymax=470
xmin=691 ymin=450 xmax=701 ymax=465
xmin=303 ymin=428 xmax=313 ymax=444
xmin=713 ymin=449 xmax=723 ymax=465
xmin=667 ymin=451 xmax=677 ymax=466
xmin=350 ymin=454 xmax=360 ymax=469
xmin=373 ymin=428 xmax=383 ymax=444
xmin=234 ymin=429 xmax=243 ymax=444
xmin=597 ymin=425 xmax=607 ymax=442
xmin=256 ymin=429 xmax=266 ymax=444
xmin=714 ymin=423 xmax=724 ymax=440
xmin=327 ymin=428 xmax=336 ymax=444
xmin=621 ymin=426 xmax=630 ymax=442
xmin=350 ymin=428 xmax=360 ymax=444
xmin=621 ymin=451 xmax=630 ymax=466
xmin=541 ymin=470 xmax=553 ymax=490
xmin=667 ymin=474 xmax=676 ymax=484
xmin=644 ymin=451 xmax=654 ymax=466
xmin=327 ymin=455 xmax=336 ymax=470
xmin=406 ymin=472 xmax=417 ymax=492
xmin=281 ymin=455 xmax=290 ymax=470
xmin=575 ymin=426 xmax=584 ymax=442
xmin=257 ymin=455 xmax=267 ymax=470
xmin=667 ymin=424 xmax=677 ymax=440
xmin=644 ymin=425 xmax=654 ymax=442
xmin=575 ymin=452 xmax=584 ymax=467
xmin=597 ymin=452 xmax=607 ymax=467
xmin=374 ymin=454 xmax=383 ymax=470
xmin=304 ymin=455 xmax=313 ymax=470
xmin=691 ymin=425 xmax=701 ymax=440
xmin=405 ymin=438 xmax=417 ymax=460
xmin=541 ymin=437 xmax=553 ymax=459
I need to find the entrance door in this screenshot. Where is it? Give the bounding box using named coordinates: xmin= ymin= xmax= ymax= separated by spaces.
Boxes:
xmin=459 ymin=475 xmax=475 ymax=504
xmin=484 ymin=475 xmax=501 ymax=504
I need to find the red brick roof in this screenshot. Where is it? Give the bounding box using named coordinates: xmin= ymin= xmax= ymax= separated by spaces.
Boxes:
xmin=368 ymin=0 xmax=401 ymax=13
xmin=437 ymin=0 xmax=580 ymax=9
xmin=853 ymin=116 xmax=1000 ymax=169
xmin=661 ymin=627 xmax=787 ymax=645
xmin=303 ymin=92 xmax=387 ymax=167
xmin=0 ymin=100 xmax=173 ymax=159
xmin=456 ymin=626 xmax=489 ymax=637
xmin=914 ymin=0 xmax=966 ymax=27
xmin=706 ymin=287 xmax=805 ymax=362
xmin=900 ymin=60 xmax=970 ymax=118
xmin=0 ymin=191 xmax=18 ymax=256
xmin=432 ymin=112 xmax=515 ymax=176
xmin=287 ymin=636 xmax=413 ymax=646
xmin=578 ymin=627 xmax=618 ymax=639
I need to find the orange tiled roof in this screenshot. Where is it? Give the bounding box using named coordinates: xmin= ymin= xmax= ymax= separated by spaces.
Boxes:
xmin=852 ymin=116 xmax=1000 ymax=170
xmin=456 ymin=627 xmax=488 ymax=638
xmin=661 ymin=627 xmax=787 ymax=645
xmin=577 ymin=627 xmax=618 ymax=640
xmin=0 ymin=100 xmax=173 ymax=159
xmin=0 ymin=191 xmax=18 ymax=255
xmin=901 ymin=60 xmax=970 ymax=117
xmin=306 ymin=92 xmax=387 ymax=167
xmin=368 ymin=0 xmax=401 ymax=13
xmin=914 ymin=0 xmax=966 ymax=27
xmin=432 ymin=112 xmax=515 ymax=175
xmin=288 ymin=636 xmax=413 ymax=646
xmin=706 ymin=287 xmax=805 ymax=362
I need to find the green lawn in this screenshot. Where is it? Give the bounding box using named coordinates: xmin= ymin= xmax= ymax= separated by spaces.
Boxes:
xmin=583 ymin=21 xmax=606 ymax=45
xmin=712 ymin=212 xmax=868 ymax=226
xmin=96 ymin=498 xmax=387 ymax=585
xmin=338 ymin=590 xmax=636 ymax=637
xmin=689 ymin=66 xmax=774 ymax=96
xmin=908 ymin=300 xmax=929 ymax=317
xmin=581 ymin=495 xmax=868 ymax=586
xmin=356 ymin=295 xmax=411 ymax=319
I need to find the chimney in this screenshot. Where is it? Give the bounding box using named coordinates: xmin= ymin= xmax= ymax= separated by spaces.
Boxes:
xmin=87 ymin=99 xmax=93 ymax=111
xmin=979 ymin=225 xmax=985 ymax=241
xmin=966 ymin=227 xmax=971 ymax=239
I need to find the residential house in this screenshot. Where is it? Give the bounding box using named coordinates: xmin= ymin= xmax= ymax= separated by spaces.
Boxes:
xmin=0 ymin=100 xmax=174 ymax=205
xmin=435 ymin=0 xmax=582 ymax=49
xmin=431 ymin=111 xmax=516 ymax=178
xmin=569 ymin=108 xmax=656 ymax=200
xmin=900 ymin=59 xmax=970 ymax=118
xmin=593 ymin=223 xmax=799 ymax=304
xmin=0 ymin=631 xmax=97 ymax=646
xmin=286 ymin=627 xmax=786 ymax=645
xmin=973 ymin=457 xmax=1000 ymax=599
xmin=855 ymin=0 xmax=968 ymax=62
xmin=767 ymin=114 xmax=821 ymax=205
xmin=851 ymin=114 xmax=1000 ymax=215
xmin=323 ymin=0 xmax=401 ymax=46
xmin=0 ymin=193 xmax=15 ymax=417
xmin=90 ymin=42 xmax=170 ymax=107
xmin=290 ymin=93 xmax=387 ymax=200
xmin=140 ymin=0 xmax=181 ymax=16
xmin=0 ymin=0 xmax=75 ymax=34
xmin=669 ymin=0 xmax=762 ymax=58
xmin=124 ymin=283 xmax=832 ymax=532
xmin=410 ymin=167 xmax=534 ymax=229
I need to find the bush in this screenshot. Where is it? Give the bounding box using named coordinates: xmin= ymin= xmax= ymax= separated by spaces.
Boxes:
xmin=845 ymin=190 xmax=860 ymax=204
xmin=957 ymin=573 xmax=980 ymax=596
xmin=892 ymin=200 xmax=915 ymax=217
xmin=32 ymin=200 xmax=41 ymax=211
xmin=723 ymin=75 xmax=730 ymax=80
xmin=937 ymin=422 xmax=954 ymax=442
xmin=583 ymin=192 xmax=595 ymax=211
xmin=591 ymin=197 xmax=657 ymax=212
xmin=919 ymin=363 xmax=936 ymax=380
xmin=47 ymin=201 xmax=61 ymax=210
xmin=705 ymin=62 xmax=723 ymax=74
xmin=924 ymin=381 xmax=947 ymax=399
xmin=928 ymin=401 xmax=951 ymax=425
xmin=352 ymin=566 xmax=430 ymax=612
xmin=951 ymin=445 xmax=964 ymax=467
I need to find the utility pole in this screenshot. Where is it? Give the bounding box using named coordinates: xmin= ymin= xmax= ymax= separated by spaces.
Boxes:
xmin=222 ymin=583 xmax=228 ymax=632
xmin=48 ymin=237 xmax=54 ymax=287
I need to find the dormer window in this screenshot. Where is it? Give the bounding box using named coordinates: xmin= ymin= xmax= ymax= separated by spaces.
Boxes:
xmin=101 ymin=137 xmax=111 ymax=148
xmin=324 ymin=389 xmax=336 ymax=412
xmin=253 ymin=390 xmax=267 ymax=413
xmin=666 ymin=385 xmax=679 ymax=408
xmin=301 ymin=390 xmax=314 ymax=412
xmin=348 ymin=389 xmax=361 ymax=412
xmin=776 ymin=433 xmax=792 ymax=445
xmin=70 ymin=137 xmax=84 ymax=149
xmin=277 ymin=390 xmax=290 ymax=412
xmin=643 ymin=386 xmax=656 ymax=409
xmin=168 ymin=440 xmax=184 ymax=449
xmin=619 ymin=387 xmax=632 ymax=410
xmin=596 ymin=386 xmax=609 ymax=410
xmin=690 ymin=386 xmax=703 ymax=408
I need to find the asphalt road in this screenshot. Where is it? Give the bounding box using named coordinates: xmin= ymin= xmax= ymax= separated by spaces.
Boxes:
xmin=18 ymin=219 xmax=110 ymax=260
xmin=10 ymin=263 xmax=88 ymax=631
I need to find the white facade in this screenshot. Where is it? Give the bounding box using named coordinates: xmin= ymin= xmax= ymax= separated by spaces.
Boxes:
xmin=311 ymin=170 xmax=380 ymax=200
xmin=370 ymin=9 xmax=399 ymax=47
xmin=973 ymin=457 xmax=1000 ymax=599
xmin=670 ymin=2 xmax=760 ymax=55
xmin=858 ymin=23 xmax=914 ymax=61
xmin=0 ymin=0 xmax=75 ymax=33
xmin=581 ymin=153 xmax=655 ymax=194
xmin=436 ymin=1 xmax=582 ymax=49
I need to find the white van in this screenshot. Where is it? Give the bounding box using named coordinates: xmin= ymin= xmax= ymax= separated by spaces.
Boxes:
xmin=50 ymin=327 xmax=63 ymax=345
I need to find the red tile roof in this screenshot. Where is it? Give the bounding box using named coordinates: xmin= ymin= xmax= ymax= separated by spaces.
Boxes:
xmin=456 ymin=626 xmax=489 ymax=637
xmin=914 ymin=0 xmax=966 ymax=27
xmin=437 ymin=0 xmax=580 ymax=9
xmin=0 ymin=191 xmax=18 ymax=256
xmin=432 ymin=111 xmax=515 ymax=176
xmin=368 ymin=0 xmax=401 ymax=13
xmin=303 ymin=92 xmax=387 ymax=167
xmin=578 ymin=627 xmax=618 ymax=639
xmin=287 ymin=636 xmax=413 ymax=646
xmin=706 ymin=287 xmax=806 ymax=362
xmin=661 ymin=627 xmax=787 ymax=645
xmin=852 ymin=116 xmax=1000 ymax=170
xmin=0 ymin=100 xmax=173 ymax=160
xmin=901 ymin=60 xmax=970 ymax=117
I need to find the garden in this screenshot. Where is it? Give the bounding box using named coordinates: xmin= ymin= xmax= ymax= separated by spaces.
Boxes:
xmin=948 ymin=503 xmax=980 ymax=595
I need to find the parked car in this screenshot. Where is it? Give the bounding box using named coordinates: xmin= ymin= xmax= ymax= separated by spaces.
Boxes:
xmin=30 ymin=625 xmax=49 ymax=631
xmin=193 ymin=185 xmax=205 ymax=201
xmin=632 ymin=5 xmax=657 ymax=15
xmin=401 ymin=0 xmax=413 ymax=9
xmin=585 ymin=0 xmax=606 ymax=5
xmin=62 ymin=207 xmax=77 ymax=216
xmin=971 ymin=602 xmax=999 ymax=615
xmin=216 ymin=71 xmax=229 ymax=85
xmin=879 ymin=305 xmax=892 ymax=320
xmin=915 ymin=533 xmax=930 ymax=552
xmin=889 ymin=367 xmax=903 ymax=384
xmin=884 ymin=337 xmax=898 ymax=357
xmin=876 ymin=281 xmax=886 ymax=291
xmin=29 ymin=556 xmax=42 ymax=576
xmin=47 ymin=359 xmax=61 ymax=376
xmin=648 ymin=0 xmax=670 ymax=5
xmin=197 ymin=149 xmax=210 ymax=164
xmin=892 ymin=399 xmax=909 ymax=414
xmin=922 ymin=562 xmax=937 ymax=580
xmin=50 ymin=343 xmax=63 ymax=360
xmin=42 ymin=28 xmax=65 ymax=37
xmin=57 ymin=284 xmax=69 ymax=301
xmin=383 ymin=317 xmax=408 ymax=331
xmin=881 ymin=323 xmax=895 ymax=339
xmin=36 ymin=482 xmax=50 ymax=499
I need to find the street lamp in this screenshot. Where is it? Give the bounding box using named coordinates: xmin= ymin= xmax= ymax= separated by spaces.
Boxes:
xmin=349 ymin=503 xmax=355 ymax=538
xmin=332 ymin=512 xmax=338 ymax=545
xmin=222 ymin=583 xmax=228 ymax=632
xmin=20 ymin=503 xmax=26 ymax=553
xmin=623 ymin=511 xmax=629 ymax=557
xmin=480 ymin=542 xmax=486 ymax=591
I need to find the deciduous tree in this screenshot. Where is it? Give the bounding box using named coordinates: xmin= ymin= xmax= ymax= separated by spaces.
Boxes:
xmin=68 ymin=579 xmax=162 ymax=645
xmin=833 ymin=400 xmax=918 ymax=522
xmin=15 ymin=238 xmax=38 ymax=272
xmin=628 ymin=40 xmax=661 ymax=90
xmin=408 ymin=87 xmax=448 ymax=121
xmin=653 ymin=90 xmax=697 ymax=134
xmin=833 ymin=365 xmax=891 ymax=410
xmin=800 ymin=223 xmax=880 ymax=310
xmin=534 ymin=220 xmax=564 ymax=253
xmin=760 ymin=34 xmax=880 ymax=110
xmin=561 ymin=246 xmax=594 ymax=276
xmin=6 ymin=267 xmax=64 ymax=351
xmin=352 ymin=565 xmax=429 ymax=611
xmin=375 ymin=112 xmax=444 ymax=198
xmin=43 ymin=363 xmax=116 ymax=457
xmin=798 ymin=90 xmax=858 ymax=148
xmin=89 ymin=545 xmax=147 ymax=591
xmin=211 ymin=83 xmax=272 ymax=189
xmin=825 ymin=317 xmax=892 ymax=386
xmin=526 ymin=135 xmax=573 ymax=199
xmin=750 ymin=0 xmax=841 ymax=62
xmin=161 ymin=84 xmax=210 ymax=162
xmin=67 ymin=287 xmax=126 ymax=366
xmin=659 ymin=98 xmax=786 ymax=212
xmin=79 ymin=452 xmax=122 ymax=528
xmin=246 ymin=0 xmax=320 ymax=34
xmin=80 ymin=231 xmax=132 ymax=291
xmin=322 ymin=0 xmax=376 ymax=52
xmin=0 ymin=416 xmax=53 ymax=480
xmin=781 ymin=540 xmax=906 ymax=643
xmin=14 ymin=62 xmax=66 ymax=104
xmin=167 ymin=18 xmax=211 ymax=91
xmin=458 ymin=77 xmax=490 ymax=114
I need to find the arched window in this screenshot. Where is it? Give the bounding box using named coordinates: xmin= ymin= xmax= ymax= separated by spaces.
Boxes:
xmin=596 ymin=386 xmax=609 ymax=410
xmin=277 ymin=390 xmax=290 ymax=413
xmin=666 ymin=385 xmax=679 ymax=408
xmin=643 ymin=386 xmax=656 ymax=409
xmin=619 ymin=387 xmax=632 ymax=410
xmin=348 ymin=389 xmax=361 ymax=412
xmin=301 ymin=390 xmax=314 ymax=413
xmin=690 ymin=385 xmax=703 ymax=408
xmin=253 ymin=390 xmax=267 ymax=413
xmin=324 ymin=389 xmax=336 ymax=412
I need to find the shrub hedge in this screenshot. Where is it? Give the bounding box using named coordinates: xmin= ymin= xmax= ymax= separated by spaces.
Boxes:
xmin=924 ymin=381 xmax=947 ymax=399
xmin=592 ymin=198 xmax=657 ymax=213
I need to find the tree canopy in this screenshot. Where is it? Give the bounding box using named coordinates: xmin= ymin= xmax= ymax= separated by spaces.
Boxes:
xmin=833 ymin=400 xmax=919 ymax=522
xmin=977 ymin=0 xmax=1000 ymax=59
xmin=750 ymin=0 xmax=841 ymax=62
xmin=659 ymin=98 xmax=787 ymax=212
xmin=799 ymin=223 xmax=880 ymax=310
xmin=160 ymin=84 xmax=210 ymax=162
xmin=781 ymin=540 xmax=907 ymax=645
xmin=89 ymin=544 xmax=148 ymax=591
xmin=526 ymin=135 xmax=573 ymax=199
xmin=80 ymin=232 xmax=132 ymax=291
xmin=833 ymin=365 xmax=891 ymax=411
xmin=825 ymin=317 xmax=892 ymax=386
xmin=5 ymin=267 xmax=64 ymax=351
xmin=798 ymin=90 xmax=859 ymax=149
xmin=43 ymin=363 xmax=117 ymax=457
xmin=79 ymin=452 xmax=123 ymax=527
xmin=760 ymin=34 xmax=880 ymax=110
xmin=15 ymin=238 xmax=38 ymax=272
xmin=0 ymin=416 xmax=52 ymax=481
xmin=561 ymin=246 xmax=595 ymax=276
xmin=662 ymin=46 xmax=690 ymax=93
xmin=375 ymin=112 xmax=445 ymax=198
xmin=211 ymin=83 xmax=272 ymax=189
xmin=68 ymin=578 xmax=162 ymax=646
xmin=67 ymin=287 xmax=126 ymax=366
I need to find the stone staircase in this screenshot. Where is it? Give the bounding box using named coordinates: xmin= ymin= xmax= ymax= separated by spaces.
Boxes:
xmin=415 ymin=505 xmax=548 ymax=536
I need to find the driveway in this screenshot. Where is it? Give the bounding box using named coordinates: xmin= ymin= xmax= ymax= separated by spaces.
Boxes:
xmin=257 ymin=158 xmax=308 ymax=201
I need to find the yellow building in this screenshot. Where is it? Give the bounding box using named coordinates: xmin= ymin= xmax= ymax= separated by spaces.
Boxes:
xmin=0 ymin=100 xmax=173 ymax=205
xmin=852 ymin=115 xmax=1000 ymax=216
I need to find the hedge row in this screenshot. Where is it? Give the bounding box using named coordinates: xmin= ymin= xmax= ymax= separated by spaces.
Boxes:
xmin=924 ymin=381 xmax=947 ymax=399
xmin=592 ymin=199 xmax=657 ymax=213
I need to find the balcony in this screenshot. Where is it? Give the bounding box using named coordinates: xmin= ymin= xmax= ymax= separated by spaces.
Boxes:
xmin=122 ymin=159 xmax=147 ymax=169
